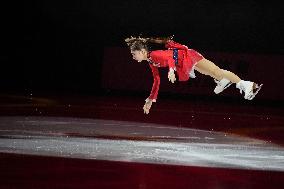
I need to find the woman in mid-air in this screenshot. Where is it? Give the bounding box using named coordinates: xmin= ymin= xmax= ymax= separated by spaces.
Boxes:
xmin=124 ymin=36 xmax=262 ymax=114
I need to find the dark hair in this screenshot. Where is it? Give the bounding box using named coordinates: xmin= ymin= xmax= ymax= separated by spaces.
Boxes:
xmin=124 ymin=35 xmax=174 ymax=52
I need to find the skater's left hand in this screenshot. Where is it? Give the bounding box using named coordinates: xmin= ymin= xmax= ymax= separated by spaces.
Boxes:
xmin=143 ymin=100 xmax=152 ymax=114
xmin=168 ymin=69 xmax=176 ymax=83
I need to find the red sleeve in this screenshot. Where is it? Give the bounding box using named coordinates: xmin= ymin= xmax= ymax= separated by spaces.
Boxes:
xmin=165 ymin=40 xmax=188 ymax=50
xmin=148 ymin=64 xmax=160 ymax=101
xmin=167 ymin=57 xmax=175 ymax=70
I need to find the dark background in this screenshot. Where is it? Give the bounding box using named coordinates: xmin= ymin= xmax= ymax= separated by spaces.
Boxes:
xmin=1 ymin=0 xmax=284 ymax=97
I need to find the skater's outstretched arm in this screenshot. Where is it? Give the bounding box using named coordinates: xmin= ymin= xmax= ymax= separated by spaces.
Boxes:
xmin=143 ymin=64 xmax=160 ymax=114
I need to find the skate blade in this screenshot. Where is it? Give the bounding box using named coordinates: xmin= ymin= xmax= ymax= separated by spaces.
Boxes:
xmin=247 ymin=84 xmax=263 ymax=100
xmin=223 ymin=82 xmax=233 ymax=90
xmin=215 ymin=82 xmax=233 ymax=94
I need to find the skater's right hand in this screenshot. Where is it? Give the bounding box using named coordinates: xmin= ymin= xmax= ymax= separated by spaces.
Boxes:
xmin=143 ymin=100 xmax=152 ymax=114
xmin=168 ymin=68 xmax=176 ymax=83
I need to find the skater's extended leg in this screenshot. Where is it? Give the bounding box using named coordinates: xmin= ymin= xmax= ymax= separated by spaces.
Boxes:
xmin=195 ymin=58 xmax=241 ymax=83
xmin=195 ymin=58 xmax=262 ymax=99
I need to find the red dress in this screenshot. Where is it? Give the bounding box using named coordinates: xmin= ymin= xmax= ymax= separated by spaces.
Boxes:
xmin=147 ymin=40 xmax=204 ymax=102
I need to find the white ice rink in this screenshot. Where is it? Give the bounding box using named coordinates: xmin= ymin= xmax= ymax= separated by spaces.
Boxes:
xmin=0 ymin=116 xmax=284 ymax=171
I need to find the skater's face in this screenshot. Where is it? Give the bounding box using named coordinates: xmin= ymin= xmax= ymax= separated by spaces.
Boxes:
xmin=131 ymin=49 xmax=148 ymax=62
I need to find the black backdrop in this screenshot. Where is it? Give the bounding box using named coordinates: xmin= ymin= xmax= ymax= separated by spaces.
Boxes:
xmin=1 ymin=1 xmax=283 ymax=96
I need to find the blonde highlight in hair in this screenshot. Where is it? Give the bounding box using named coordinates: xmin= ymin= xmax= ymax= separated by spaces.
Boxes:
xmin=124 ymin=35 xmax=174 ymax=51
xmin=125 ymin=36 xmax=149 ymax=51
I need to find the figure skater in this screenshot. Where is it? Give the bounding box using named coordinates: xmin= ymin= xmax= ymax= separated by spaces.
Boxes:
xmin=124 ymin=36 xmax=262 ymax=114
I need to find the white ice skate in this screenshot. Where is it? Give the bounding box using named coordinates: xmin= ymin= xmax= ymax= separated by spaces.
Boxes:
xmin=214 ymin=78 xmax=233 ymax=94
xmin=236 ymin=80 xmax=263 ymax=100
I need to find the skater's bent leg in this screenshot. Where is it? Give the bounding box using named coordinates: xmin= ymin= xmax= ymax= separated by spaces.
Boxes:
xmin=195 ymin=58 xmax=241 ymax=83
xmin=195 ymin=59 xmax=222 ymax=80
xmin=194 ymin=67 xmax=209 ymax=76
xmin=221 ymin=69 xmax=241 ymax=83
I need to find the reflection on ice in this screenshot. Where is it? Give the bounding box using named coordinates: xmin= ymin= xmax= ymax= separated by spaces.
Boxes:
xmin=0 ymin=116 xmax=284 ymax=171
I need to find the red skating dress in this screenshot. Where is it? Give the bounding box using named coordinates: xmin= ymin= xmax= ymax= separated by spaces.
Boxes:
xmin=147 ymin=40 xmax=204 ymax=102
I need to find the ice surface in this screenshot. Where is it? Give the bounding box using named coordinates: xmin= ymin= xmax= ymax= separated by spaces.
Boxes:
xmin=0 ymin=116 xmax=284 ymax=171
